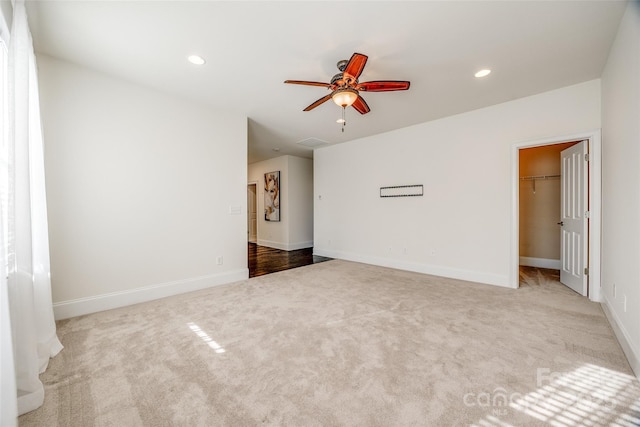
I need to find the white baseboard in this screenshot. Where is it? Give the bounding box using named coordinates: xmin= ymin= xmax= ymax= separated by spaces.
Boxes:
xmin=53 ymin=268 xmax=249 ymax=320
xmin=313 ymin=248 xmax=512 ymax=289
xmin=257 ymin=239 xmax=313 ymax=251
xmin=519 ymin=257 xmax=561 ymax=270
xmin=287 ymin=240 xmax=313 ymax=250
xmin=601 ymin=298 xmax=640 ymax=380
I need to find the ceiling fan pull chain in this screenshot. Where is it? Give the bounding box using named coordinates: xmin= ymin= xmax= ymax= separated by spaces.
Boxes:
xmin=341 ymin=106 xmax=346 ymax=132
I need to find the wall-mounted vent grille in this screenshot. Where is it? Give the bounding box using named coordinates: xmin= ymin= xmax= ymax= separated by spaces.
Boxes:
xmin=380 ymin=185 xmax=424 ymax=198
xmin=297 ymin=137 xmax=329 ymax=148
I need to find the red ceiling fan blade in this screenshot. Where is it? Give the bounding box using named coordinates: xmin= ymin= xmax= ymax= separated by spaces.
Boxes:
xmin=284 ymin=80 xmax=332 ymax=88
xmin=344 ymin=53 xmax=368 ymax=80
xmin=357 ymin=81 xmax=410 ymax=92
xmin=303 ymin=94 xmax=333 ymax=111
xmin=352 ymin=95 xmax=370 ymax=115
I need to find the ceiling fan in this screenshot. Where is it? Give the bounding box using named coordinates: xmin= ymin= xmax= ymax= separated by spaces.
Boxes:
xmin=284 ymin=52 xmax=410 ymax=131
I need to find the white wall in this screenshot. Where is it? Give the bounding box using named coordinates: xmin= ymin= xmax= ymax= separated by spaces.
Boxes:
xmin=288 ymin=156 xmax=314 ymax=248
xmin=248 ymin=155 xmax=313 ymax=250
xmin=37 ymin=55 xmax=248 ymax=319
xmin=601 ymin=1 xmax=640 ymax=376
xmin=315 ymin=80 xmax=601 ymax=287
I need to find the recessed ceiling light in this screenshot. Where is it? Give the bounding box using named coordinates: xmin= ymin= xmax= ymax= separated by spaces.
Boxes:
xmin=187 ymin=55 xmax=206 ymax=65
xmin=475 ymin=69 xmax=491 ymax=78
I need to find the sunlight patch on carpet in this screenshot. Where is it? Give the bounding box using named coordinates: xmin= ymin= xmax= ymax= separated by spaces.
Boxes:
xmin=473 ymin=414 xmax=516 ymax=426
xmin=509 ymin=364 xmax=639 ymax=426
xmin=469 ymin=364 xmax=640 ymax=426
xmin=187 ymin=322 xmax=226 ymax=354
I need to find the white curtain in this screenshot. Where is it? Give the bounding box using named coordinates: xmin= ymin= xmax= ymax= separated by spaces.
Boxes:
xmin=0 ymin=5 xmax=17 ymax=426
xmin=1 ymin=0 xmax=63 ymax=423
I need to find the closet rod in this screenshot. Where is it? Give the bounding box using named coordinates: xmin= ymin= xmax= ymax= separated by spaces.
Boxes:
xmin=519 ymin=174 xmax=560 ymax=181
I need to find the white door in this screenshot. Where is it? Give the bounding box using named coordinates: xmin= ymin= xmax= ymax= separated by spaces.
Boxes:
xmin=247 ymin=184 xmax=257 ymax=243
xmin=560 ymin=141 xmax=588 ymax=295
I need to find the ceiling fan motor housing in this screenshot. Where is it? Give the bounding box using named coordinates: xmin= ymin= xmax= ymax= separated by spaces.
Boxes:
xmin=331 ymin=73 xmax=357 ymax=87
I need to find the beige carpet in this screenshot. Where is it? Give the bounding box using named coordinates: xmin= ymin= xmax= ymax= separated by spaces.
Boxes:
xmin=19 ymin=261 xmax=640 ymax=426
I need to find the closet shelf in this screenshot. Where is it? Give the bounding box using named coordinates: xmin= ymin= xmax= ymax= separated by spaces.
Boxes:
xmin=520 ymin=174 xmax=560 ymax=180
xmin=520 ymin=174 xmax=560 ymax=194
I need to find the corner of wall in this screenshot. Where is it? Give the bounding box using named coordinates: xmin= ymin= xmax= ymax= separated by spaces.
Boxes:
xmin=601 ymin=298 xmax=640 ymax=380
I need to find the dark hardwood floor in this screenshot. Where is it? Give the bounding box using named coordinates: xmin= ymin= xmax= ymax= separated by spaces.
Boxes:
xmin=248 ymin=243 xmax=332 ymax=278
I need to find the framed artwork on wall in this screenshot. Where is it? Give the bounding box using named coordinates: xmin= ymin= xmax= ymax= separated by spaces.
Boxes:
xmin=264 ymin=171 xmax=280 ymax=222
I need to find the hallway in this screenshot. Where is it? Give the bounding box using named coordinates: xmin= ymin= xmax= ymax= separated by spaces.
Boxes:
xmin=248 ymin=243 xmax=331 ymax=278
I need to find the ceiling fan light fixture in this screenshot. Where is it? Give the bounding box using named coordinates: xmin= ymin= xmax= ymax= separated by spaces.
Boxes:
xmin=332 ymin=88 xmax=358 ymax=107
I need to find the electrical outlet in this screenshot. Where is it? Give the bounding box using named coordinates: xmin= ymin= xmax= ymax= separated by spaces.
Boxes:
xmin=216 ymin=256 xmax=223 ymax=265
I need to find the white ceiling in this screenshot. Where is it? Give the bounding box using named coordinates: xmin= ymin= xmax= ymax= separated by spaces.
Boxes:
xmin=25 ymin=1 xmax=626 ymax=164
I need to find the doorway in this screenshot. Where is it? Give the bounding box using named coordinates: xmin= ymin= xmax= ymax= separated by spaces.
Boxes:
xmin=519 ymin=141 xmax=582 ymax=293
xmin=247 ymin=182 xmax=257 ymax=243
xmin=511 ymin=130 xmax=602 ymax=302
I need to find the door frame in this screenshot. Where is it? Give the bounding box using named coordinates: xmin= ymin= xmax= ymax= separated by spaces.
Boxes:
xmin=247 ymin=181 xmax=258 ymax=243
xmin=510 ymin=129 xmax=601 ymax=302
